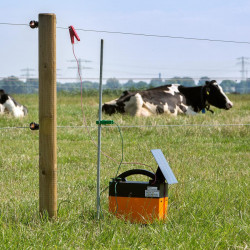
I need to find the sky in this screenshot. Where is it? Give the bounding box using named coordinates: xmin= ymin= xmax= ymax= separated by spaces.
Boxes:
xmin=1 ymin=0 xmax=250 ymax=84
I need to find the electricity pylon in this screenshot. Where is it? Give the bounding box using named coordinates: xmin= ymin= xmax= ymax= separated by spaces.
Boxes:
xmin=68 ymin=58 xmax=92 ymax=81
xmin=237 ymin=57 xmax=250 ymax=81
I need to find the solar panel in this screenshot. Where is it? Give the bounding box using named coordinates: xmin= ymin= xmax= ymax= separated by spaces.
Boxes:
xmin=151 ymin=149 xmax=178 ymax=185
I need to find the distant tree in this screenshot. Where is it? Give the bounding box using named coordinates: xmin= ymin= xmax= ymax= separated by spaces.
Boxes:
xmin=164 ymin=77 xmax=195 ymax=86
xmin=81 ymin=81 xmax=99 ymax=89
xmin=149 ymin=78 xmax=163 ymax=88
xmin=105 ymin=78 xmax=121 ymax=89
xmin=197 ymin=76 xmax=210 ymax=86
xmin=123 ymin=79 xmax=135 ymax=90
xmin=220 ymin=80 xmax=237 ymax=93
xmin=180 ymin=77 xmax=196 ymax=87
xmin=236 ymin=80 xmax=250 ymax=94
xmin=165 ymin=77 xmax=180 ymax=85
xmin=246 ymin=79 xmax=250 ymax=93
xmin=122 ymin=80 xmax=148 ymax=91
xmin=57 ymin=82 xmax=80 ymax=92
xmin=26 ymin=78 xmax=39 ymax=93
xmin=135 ymin=81 xmax=148 ymax=89
xmin=0 ymin=76 xmax=25 ymax=94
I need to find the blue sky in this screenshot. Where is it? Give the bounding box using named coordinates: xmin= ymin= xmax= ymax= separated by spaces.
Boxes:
xmin=1 ymin=0 xmax=250 ymax=83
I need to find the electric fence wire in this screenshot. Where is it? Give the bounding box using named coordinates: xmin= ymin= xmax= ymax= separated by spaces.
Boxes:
xmin=56 ymin=26 xmax=250 ymax=45
xmin=0 ymin=22 xmax=28 ymax=26
xmin=1 ymin=22 xmax=250 ymax=45
xmin=1 ymin=123 xmax=249 ymax=130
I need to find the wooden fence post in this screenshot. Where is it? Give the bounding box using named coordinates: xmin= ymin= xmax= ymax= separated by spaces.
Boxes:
xmin=38 ymin=13 xmax=57 ymax=218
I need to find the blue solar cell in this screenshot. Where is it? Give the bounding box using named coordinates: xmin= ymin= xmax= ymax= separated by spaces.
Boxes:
xmin=151 ymin=149 xmax=178 ymax=184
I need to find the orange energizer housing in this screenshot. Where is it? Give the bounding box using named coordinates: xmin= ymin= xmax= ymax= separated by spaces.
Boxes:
xmin=109 ymin=149 xmax=178 ymax=224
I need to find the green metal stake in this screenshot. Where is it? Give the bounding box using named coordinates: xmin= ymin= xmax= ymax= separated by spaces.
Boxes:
xmin=97 ymin=39 xmax=104 ymax=219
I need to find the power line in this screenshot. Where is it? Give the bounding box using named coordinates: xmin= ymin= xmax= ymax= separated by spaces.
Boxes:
xmin=0 ymin=22 xmax=250 ymax=45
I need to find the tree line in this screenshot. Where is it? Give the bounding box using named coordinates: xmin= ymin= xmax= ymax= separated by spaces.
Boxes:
xmin=0 ymin=75 xmax=249 ymax=94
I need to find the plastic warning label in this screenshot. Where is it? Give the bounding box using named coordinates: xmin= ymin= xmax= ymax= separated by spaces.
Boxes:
xmin=145 ymin=186 xmax=160 ymax=197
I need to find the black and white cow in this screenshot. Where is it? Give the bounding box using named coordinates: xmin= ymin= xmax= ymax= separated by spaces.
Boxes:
xmin=102 ymin=80 xmax=233 ymax=116
xmin=0 ymin=89 xmax=28 ymax=118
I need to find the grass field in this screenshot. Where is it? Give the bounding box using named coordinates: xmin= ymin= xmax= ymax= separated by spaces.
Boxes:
xmin=0 ymin=93 xmax=249 ymax=249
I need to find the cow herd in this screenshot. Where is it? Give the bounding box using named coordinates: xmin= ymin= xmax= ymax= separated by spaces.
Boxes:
xmin=0 ymin=80 xmax=233 ymax=119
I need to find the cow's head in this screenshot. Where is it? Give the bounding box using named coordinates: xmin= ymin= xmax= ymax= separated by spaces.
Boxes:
xmin=204 ymin=80 xmax=233 ymax=110
xmin=102 ymin=91 xmax=132 ymax=115
xmin=102 ymin=102 xmax=124 ymax=115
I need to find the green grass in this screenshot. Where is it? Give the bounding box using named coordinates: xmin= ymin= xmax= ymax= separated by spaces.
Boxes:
xmin=0 ymin=93 xmax=249 ymax=249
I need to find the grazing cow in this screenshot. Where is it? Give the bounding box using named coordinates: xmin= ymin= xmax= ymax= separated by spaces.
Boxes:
xmin=0 ymin=89 xmax=28 ymax=118
xmin=102 ymin=80 xmax=233 ymax=116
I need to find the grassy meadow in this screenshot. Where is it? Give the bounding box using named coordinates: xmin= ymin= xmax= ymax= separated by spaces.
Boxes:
xmin=0 ymin=92 xmax=249 ymax=249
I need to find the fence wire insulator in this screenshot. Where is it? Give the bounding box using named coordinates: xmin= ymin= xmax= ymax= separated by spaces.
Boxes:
xmin=29 ymin=20 xmax=38 ymax=29
xmin=30 ymin=122 xmax=39 ymax=130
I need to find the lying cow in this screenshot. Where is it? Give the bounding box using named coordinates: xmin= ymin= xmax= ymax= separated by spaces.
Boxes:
xmin=0 ymin=89 xmax=28 ymax=118
xmin=102 ymin=80 xmax=233 ymax=116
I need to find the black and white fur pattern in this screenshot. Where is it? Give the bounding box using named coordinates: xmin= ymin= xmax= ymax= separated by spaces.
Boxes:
xmin=0 ymin=89 xmax=28 ymax=118
xmin=102 ymin=80 xmax=233 ymax=117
